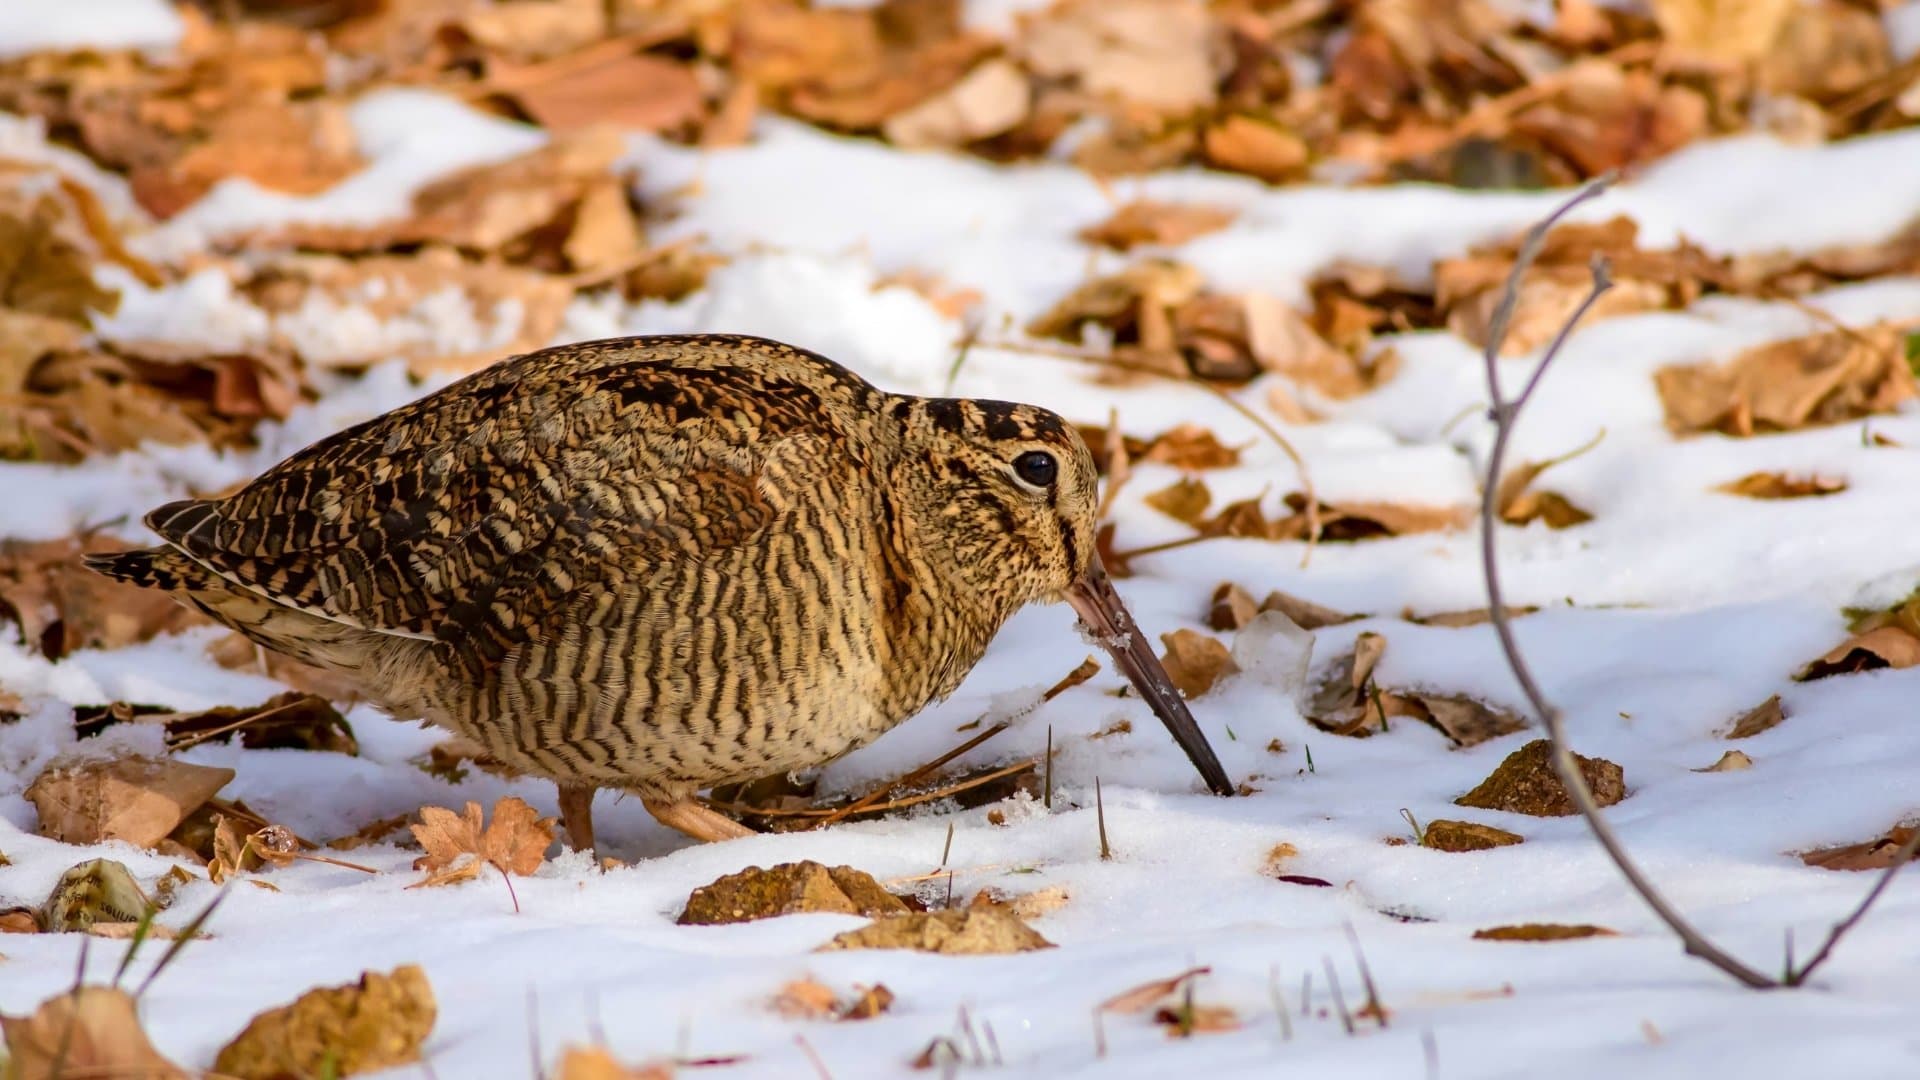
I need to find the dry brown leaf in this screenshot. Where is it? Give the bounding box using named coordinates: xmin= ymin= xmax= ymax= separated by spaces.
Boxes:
xmin=1 ymin=987 xmax=189 ymax=1080
xmin=1655 ymin=325 xmax=1915 ymax=436
xmin=1208 ymin=582 xmax=1258 ymax=631
xmin=819 ymin=908 xmax=1053 ymax=955
xmin=39 ymin=858 xmax=152 ymax=933
xmin=27 ymin=756 xmax=235 ymax=848
xmin=1725 ymin=694 xmax=1786 ymax=738
xmin=1797 ymin=625 xmax=1920 ymax=680
xmin=1502 ymin=490 xmax=1595 ymax=529
xmin=1473 ymin=923 xmax=1617 ymax=941
xmin=1456 ymin=739 xmax=1626 ymax=817
xmin=772 ymin=978 xmax=841 ymax=1019
xmin=1801 ymin=825 xmax=1920 ymax=872
xmin=1422 ymin=820 xmax=1524 ymax=852
xmin=133 ymin=101 xmax=364 ymax=219
xmin=882 ymin=58 xmax=1031 ymax=148
xmin=1158 ymin=628 xmax=1239 ymax=698
xmin=1143 ymin=477 xmax=1212 ymax=525
xmin=408 ymin=796 xmax=556 ymax=889
xmin=1260 ymin=590 xmax=1360 ymax=630
xmin=1649 ymin=0 xmax=1794 ymax=64
xmin=1243 ymin=293 xmax=1394 ymax=398
xmin=214 ymin=965 xmax=437 ymax=1080
xmin=1139 ymin=424 xmax=1240 ymax=470
xmin=563 ymin=178 xmax=647 ymax=277
xmin=1099 ymin=966 xmax=1211 ymax=1014
xmin=1715 ymin=472 xmax=1847 ymax=499
xmin=679 ymin=861 xmax=908 ymax=925
xmin=1155 ymin=1002 xmax=1241 ymax=1036
xmin=1693 ymin=749 xmax=1753 ymax=772
xmin=1202 ymin=115 xmax=1308 ymax=182
xmin=1080 ymin=200 xmax=1237 ymax=252
xmin=555 ymin=1045 xmax=677 ymax=1080
xmin=490 ymin=46 xmax=704 ymax=134
xmin=1 ymin=534 xmax=211 ymax=657
xmin=1017 ymin=0 xmax=1225 ymax=112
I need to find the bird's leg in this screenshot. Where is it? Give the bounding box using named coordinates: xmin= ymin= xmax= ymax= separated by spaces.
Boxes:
xmin=556 ymin=780 xmax=598 ymax=857
xmin=641 ymin=797 xmax=757 ymax=843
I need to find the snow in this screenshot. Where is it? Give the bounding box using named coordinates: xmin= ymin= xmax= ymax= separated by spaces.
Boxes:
xmin=6 ymin=85 xmax=1920 ymax=1080
xmin=0 ymin=0 xmax=183 ymax=61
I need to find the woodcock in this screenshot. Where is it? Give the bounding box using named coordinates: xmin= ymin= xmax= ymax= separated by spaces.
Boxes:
xmin=89 ymin=334 xmax=1235 ymax=851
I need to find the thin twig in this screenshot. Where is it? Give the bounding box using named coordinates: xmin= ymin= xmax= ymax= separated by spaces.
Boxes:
xmin=1788 ymin=825 xmax=1920 ymax=984
xmin=795 ymin=1034 xmax=834 ymax=1080
xmin=810 ymin=723 xmax=1011 ymax=827
xmin=1095 ymin=777 xmax=1111 ymax=860
xmin=1476 ymin=177 xmax=1777 ymax=989
xmin=1268 ymin=964 xmax=1293 ymax=1042
xmin=977 ymin=338 xmax=1323 ymax=565
xmin=1345 ymin=922 xmax=1387 ymax=1028
xmin=705 ymin=761 xmax=1036 ymax=821
xmin=1321 ymin=957 xmax=1354 ymax=1036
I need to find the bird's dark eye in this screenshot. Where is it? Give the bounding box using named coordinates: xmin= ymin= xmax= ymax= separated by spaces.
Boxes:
xmin=1012 ymin=450 xmax=1057 ymax=487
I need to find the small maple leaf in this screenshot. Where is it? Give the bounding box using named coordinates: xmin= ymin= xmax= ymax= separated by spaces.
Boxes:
xmin=408 ymin=797 xmax=556 ymax=905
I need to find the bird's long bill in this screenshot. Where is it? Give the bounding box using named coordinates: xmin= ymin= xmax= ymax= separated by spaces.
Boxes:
xmin=1065 ymin=559 xmax=1236 ymax=796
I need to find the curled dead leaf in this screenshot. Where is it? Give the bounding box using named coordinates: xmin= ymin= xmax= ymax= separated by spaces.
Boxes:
xmin=27 ymin=756 xmax=235 ymax=848
xmin=1655 ymin=325 xmax=1914 ymax=436
xmin=1473 ymin=923 xmax=1617 ymax=941
xmin=1724 ymin=694 xmax=1786 ymax=738
xmin=1080 ymin=200 xmax=1237 ymax=252
xmin=1715 ymin=472 xmax=1847 ymax=499
xmin=1797 ymin=625 xmax=1920 ymax=680
xmin=1 ymin=987 xmax=188 ymax=1080
xmin=819 ymin=908 xmax=1053 ymax=955
xmin=1456 ymin=740 xmax=1625 ymax=817
xmin=214 ymin=965 xmax=436 ymax=1080
xmin=1158 ymin=628 xmax=1239 ymax=698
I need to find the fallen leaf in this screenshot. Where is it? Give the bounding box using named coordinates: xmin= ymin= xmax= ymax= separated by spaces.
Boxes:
xmin=1099 ymin=966 xmax=1211 ymax=1014
xmin=1455 ymin=739 xmax=1626 ymax=817
xmin=819 ymin=908 xmax=1053 ymax=955
xmin=1138 ymin=424 xmax=1241 ymax=470
xmin=1260 ymin=590 xmax=1360 ymax=630
xmin=1202 ymin=115 xmax=1308 ymax=182
xmin=1693 ymin=749 xmax=1754 ymax=772
xmin=1 ymin=535 xmax=209 ymax=658
xmin=1158 ymin=628 xmax=1239 ymax=698
xmin=1080 ymin=200 xmax=1237 ymax=252
xmin=1016 ymin=0 xmax=1226 ymax=112
xmin=1259 ymin=843 xmax=1299 ymax=876
xmin=408 ymin=796 xmax=556 ymax=889
xmin=1725 ymin=694 xmax=1786 ymax=738
xmin=1715 ymin=471 xmax=1848 ymax=499
xmin=839 ymin=984 xmax=895 ymax=1020
xmin=1154 ymin=1002 xmax=1240 ymax=1036
xmin=1797 ymin=625 xmax=1920 ymax=680
xmin=554 ymin=1045 xmax=677 ymax=1080
xmin=1 ymin=987 xmax=189 ymax=1080
xmin=1421 ymin=820 xmax=1525 ymax=852
xmin=1801 ymin=825 xmax=1920 ymax=872
xmin=882 ymin=58 xmax=1030 ymax=148
xmin=563 ymin=178 xmax=647 ymax=278
xmin=1472 ymin=923 xmax=1617 ymax=941
xmin=1243 ymin=293 xmax=1396 ymax=398
xmin=1655 ymin=325 xmax=1914 ymax=436
xmin=75 ymin=691 xmax=357 ymax=754
xmin=679 ymin=861 xmax=908 ymax=925
xmin=771 ymin=978 xmax=841 ymax=1019
xmin=1208 ymin=582 xmax=1258 ymax=631
xmin=214 ymin=965 xmax=436 ymax=1080
xmin=27 ymin=756 xmax=235 ymax=848
xmin=1649 ymin=0 xmax=1795 ymax=64
xmin=489 ymin=46 xmax=705 ymax=134
xmin=1143 ymin=477 xmax=1212 ymax=524
xmin=1402 ymin=693 xmax=1530 ymax=748
xmin=39 ymin=858 xmax=151 ymax=932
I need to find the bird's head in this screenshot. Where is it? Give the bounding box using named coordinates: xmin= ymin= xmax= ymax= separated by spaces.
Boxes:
xmin=896 ymin=394 xmax=1235 ymax=797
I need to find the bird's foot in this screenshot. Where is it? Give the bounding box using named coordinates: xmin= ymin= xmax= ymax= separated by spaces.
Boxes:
xmin=642 ymin=797 xmax=757 ymax=843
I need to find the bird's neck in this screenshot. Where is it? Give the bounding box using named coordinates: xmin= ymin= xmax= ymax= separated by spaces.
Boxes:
xmin=876 ymin=478 xmax=1024 ymax=717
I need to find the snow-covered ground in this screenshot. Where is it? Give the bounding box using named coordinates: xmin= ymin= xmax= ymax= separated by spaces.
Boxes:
xmin=6 ymin=82 xmax=1920 ymax=1078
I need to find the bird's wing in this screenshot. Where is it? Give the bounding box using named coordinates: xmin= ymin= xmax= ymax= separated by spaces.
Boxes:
xmin=150 ymin=340 xmax=862 ymax=669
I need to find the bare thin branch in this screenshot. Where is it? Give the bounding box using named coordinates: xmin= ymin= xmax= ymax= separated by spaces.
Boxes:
xmin=1789 ymin=824 xmax=1920 ymax=984
xmin=1476 ymin=175 xmax=1778 ymax=989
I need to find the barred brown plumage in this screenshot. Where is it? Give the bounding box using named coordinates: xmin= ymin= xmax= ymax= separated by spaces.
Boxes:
xmin=86 ymin=333 xmax=1234 ymax=852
